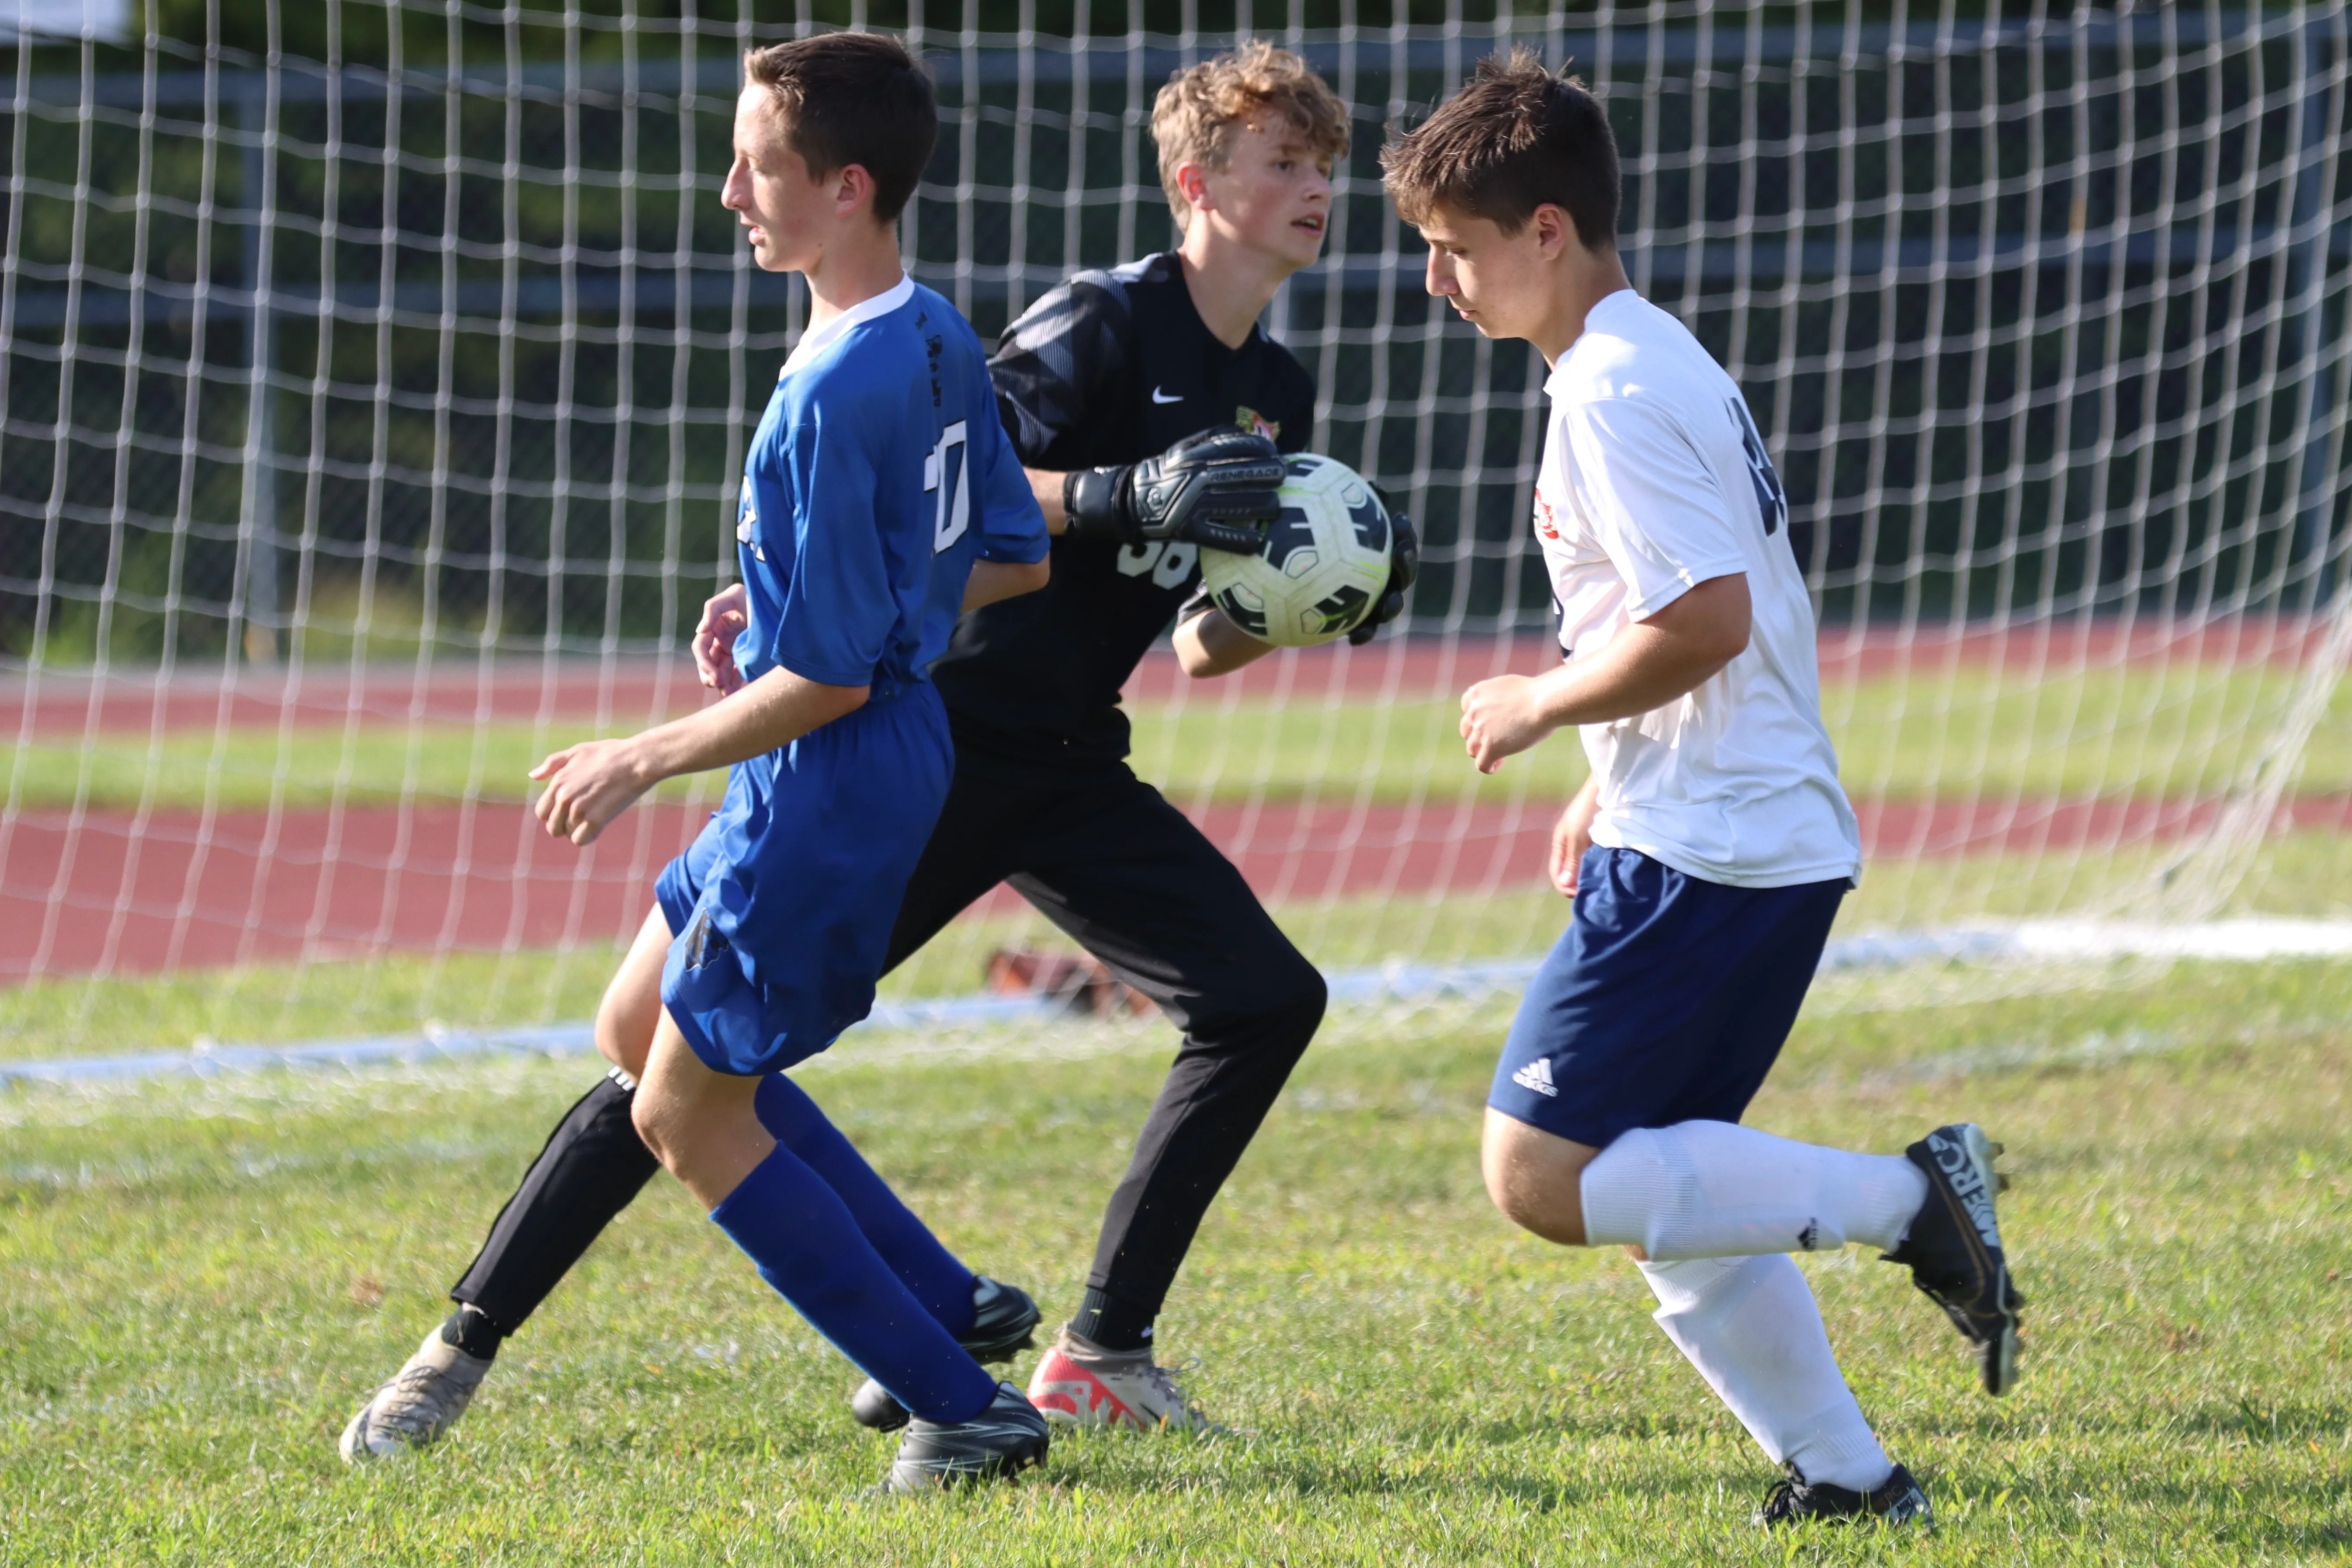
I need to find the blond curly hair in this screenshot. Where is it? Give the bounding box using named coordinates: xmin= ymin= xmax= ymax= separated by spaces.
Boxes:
xmin=1152 ymin=42 xmax=1350 ymax=230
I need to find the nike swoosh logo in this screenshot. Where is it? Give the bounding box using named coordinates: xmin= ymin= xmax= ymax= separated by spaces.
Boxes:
xmin=1151 ymin=387 xmax=1182 ymax=404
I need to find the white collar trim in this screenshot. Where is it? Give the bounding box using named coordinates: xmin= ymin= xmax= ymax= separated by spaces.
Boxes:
xmin=781 ymin=272 xmax=915 ymax=378
xmin=1544 ymin=287 xmax=1640 ymax=397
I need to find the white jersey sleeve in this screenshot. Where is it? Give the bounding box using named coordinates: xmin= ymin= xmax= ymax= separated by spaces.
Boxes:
xmin=1562 ymin=396 xmax=1751 ymax=621
xmin=1532 ymin=290 xmax=1862 ymax=889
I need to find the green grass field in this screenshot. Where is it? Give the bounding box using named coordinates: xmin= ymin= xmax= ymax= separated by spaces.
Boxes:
xmin=3 ymin=960 xmax=2349 ymax=1563
xmin=9 ymin=662 xmax=2349 ymax=811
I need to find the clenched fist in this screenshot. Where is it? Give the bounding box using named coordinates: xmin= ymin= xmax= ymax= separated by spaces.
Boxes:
xmin=1458 ymin=673 xmax=1561 ymax=775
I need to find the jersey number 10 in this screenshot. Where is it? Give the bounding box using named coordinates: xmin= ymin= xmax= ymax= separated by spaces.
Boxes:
xmin=926 ymin=420 xmax=970 ymax=555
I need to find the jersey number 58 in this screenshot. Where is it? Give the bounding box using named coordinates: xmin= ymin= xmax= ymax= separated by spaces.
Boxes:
xmin=926 ymin=420 xmax=970 ymax=555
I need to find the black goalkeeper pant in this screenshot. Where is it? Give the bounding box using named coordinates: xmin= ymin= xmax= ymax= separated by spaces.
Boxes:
xmin=452 ymin=760 xmax=1326 ymax=1332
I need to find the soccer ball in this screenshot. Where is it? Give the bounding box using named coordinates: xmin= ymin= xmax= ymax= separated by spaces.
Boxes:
xmin=1201 ymin=454 xmax=1392 ymax=647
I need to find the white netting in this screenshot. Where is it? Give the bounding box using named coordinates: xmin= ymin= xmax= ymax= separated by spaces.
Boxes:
xmin=1 ymin=0 xmax=2348 ymax=1051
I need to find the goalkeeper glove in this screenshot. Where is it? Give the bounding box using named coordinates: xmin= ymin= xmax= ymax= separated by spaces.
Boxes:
xmin=1347 ymin=489 xmax=1420 ymax=647
xmin=1062 ymin=426 xmax=1286 ymax=554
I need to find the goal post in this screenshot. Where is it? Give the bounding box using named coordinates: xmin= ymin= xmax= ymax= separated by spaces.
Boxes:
xmin=1 ymin=1 xmax=2348 ymax=1048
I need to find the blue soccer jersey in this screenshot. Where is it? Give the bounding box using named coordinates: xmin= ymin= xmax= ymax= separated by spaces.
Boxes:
xmin=658 ymin=276 xmax=1048 ymax=1075
xmin=730 ymin=275 xmax=1048 ymax=696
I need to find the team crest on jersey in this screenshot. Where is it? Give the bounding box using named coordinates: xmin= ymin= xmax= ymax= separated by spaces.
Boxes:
xmin=736 ymin=493 xmax=765 ymax=562
xmin=1236 ymin=405 xmax=1280 ymax=441
xmin=1533 ymin=484 xmax=1561 ymax=543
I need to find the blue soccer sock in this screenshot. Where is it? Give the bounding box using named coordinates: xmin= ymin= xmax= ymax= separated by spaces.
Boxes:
xmin=753 ymin=1074 xmax=978 ymax=1338
xmin=709 ymin=1145 xmax=996 ymax=1424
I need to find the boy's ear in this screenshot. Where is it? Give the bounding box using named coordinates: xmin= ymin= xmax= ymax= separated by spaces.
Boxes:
xmin=1532 ymin=203 xmax=1574 ymax=259
xmin=833 ymin=162 xmax=879 ymax=219
xmin=1174 ymin=160 xmax=1214 ymax=217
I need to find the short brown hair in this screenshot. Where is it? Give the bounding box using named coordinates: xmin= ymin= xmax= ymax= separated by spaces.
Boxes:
xmin=1151 ymin=42 xmax=1350 ymax=229
xmin=744 ymin=32 xmax=938 ymax=225
xmin=1381 ymin=49 xmax=1619 ymax=248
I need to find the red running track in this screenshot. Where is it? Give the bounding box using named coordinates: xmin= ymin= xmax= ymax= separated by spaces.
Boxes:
xmin=5 ymin=792 xmax=2345 ymax=982
xmin=7 ymin=616 xmax=2342 ymax=980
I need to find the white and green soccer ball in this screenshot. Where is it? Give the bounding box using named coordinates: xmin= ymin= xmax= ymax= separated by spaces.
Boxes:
xmin=1201 ymin=453 xmax=1392 ymax=648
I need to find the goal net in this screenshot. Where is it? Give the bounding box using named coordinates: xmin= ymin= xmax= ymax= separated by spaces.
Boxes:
xmin=2 ymin=0 xmax=2348 ymax=1055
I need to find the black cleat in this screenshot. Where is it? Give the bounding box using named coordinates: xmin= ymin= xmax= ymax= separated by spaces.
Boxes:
xmin=1756 ymin=1461 xmax=1932 ymax=1527
xmin=885 ymin=1380 xmax=1050 ymax=1493
xmin=1883 ymin=1122 xmax=2025 ymax=1395
xmin=850 ymin=1276 xmax=1041 ymax=1432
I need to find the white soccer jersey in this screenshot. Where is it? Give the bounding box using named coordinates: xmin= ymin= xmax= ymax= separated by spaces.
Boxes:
xmin=1533 ymin=289 xmax=1861 ymax=888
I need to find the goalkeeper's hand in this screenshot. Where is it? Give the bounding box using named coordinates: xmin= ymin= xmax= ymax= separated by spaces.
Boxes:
xmin=1062 ymin=426 xmax=1286 ymax=554
xmin=1347 ymin=490 xmax=1420 ymax=646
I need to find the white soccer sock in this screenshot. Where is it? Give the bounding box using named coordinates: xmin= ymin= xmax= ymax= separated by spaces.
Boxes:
xmin=1580 ymin=1120 xmax=1928 ymax=1260
xmin=1640 ymin=1254 xmax=1894 ymax=1494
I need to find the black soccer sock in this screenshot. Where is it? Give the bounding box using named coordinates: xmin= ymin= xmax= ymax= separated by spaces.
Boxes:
xmin=440 ymin=1303 xmax=513 ymax=1361
xmin=448 ymin=1068 xmax=663 ymax=1329
xmin=1068 ymin=1287 xmax=1155 ymax=1353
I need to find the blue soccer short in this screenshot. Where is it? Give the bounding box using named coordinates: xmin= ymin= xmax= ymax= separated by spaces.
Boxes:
xmin=654 ymin=681 xmax=952 ymax=1077
xmin=1488 ymin=846 xmax=1848 ymax=1148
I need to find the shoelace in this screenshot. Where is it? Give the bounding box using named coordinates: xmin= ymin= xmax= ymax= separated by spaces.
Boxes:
xmin=1762 ymin=1472 xmax=1924 ymax=1525
xmin=1756 ymin=1475 xmax=1808 ymax=1523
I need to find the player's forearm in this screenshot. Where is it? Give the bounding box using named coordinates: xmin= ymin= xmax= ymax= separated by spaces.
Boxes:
xmin=1529 ymin=631 xmax=1734 ymax=728
xmin=1536 ymin=576 xmax=1753 ymax=727
xmin=1025 ymin=467 xmax=1070 ymax=534
xmin=624 ymin=666 xmax=868 ymax=783
xmin=1173 ymin=608 xmax=1277 ymax=678
xmin=964 ymin=557 xmax=1051 ymax=611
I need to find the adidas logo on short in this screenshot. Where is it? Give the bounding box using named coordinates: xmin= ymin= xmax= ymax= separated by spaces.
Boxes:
xmin=1511 ymin=1058 xmax=1559 ymax=1098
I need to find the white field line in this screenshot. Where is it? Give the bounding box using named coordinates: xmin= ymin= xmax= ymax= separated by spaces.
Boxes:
xmin=3 ymin=919 xmax=2348 ymax=1088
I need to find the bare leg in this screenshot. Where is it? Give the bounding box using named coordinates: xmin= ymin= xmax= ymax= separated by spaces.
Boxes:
xmin=1481 ymin=1107 xmax=1603 ymax=1245
xmin=594 ymin=905 xmax=674 ymax=1081
xmin=631 ymin=1011 xmax=773 ymax=1209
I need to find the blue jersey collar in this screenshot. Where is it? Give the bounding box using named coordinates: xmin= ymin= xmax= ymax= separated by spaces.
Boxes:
xmin=781 ymin=272 xmax=916 ymax=378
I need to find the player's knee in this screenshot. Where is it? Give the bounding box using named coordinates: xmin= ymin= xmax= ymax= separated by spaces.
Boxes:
xmin=1481 ymin=1113 xmax=1594 ymax=1246
xmin=1176 ymin=949 xmax=1325 ymax=1065
xmin=1484 ymin=1162 xmax=1589 ymax=1245
xmin=1232 ymin=951 xmax=1327 ymax=1054
xmin=1263 ymin=957 xmax=1326 ymax=1052
xmin=628 ymin=1086 xmax=685 ymax=1171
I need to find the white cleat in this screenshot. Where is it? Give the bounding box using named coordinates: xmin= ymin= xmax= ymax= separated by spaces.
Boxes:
xmin=339 ymin=1325 xmax=492 ymax=1463
xmin=1024 ymin=1328 xmax=1221 ymax=1434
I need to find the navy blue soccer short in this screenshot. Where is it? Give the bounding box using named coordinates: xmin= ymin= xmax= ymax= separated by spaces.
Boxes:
xmin=655 ymin=682 xmax=953 ymax=1078
xmin=1488 ymin=846 xmax=1848 ymax=1148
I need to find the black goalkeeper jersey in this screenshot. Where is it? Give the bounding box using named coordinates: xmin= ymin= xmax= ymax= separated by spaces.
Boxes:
xmin=929 ymin=252 xmax=1317 ymax=778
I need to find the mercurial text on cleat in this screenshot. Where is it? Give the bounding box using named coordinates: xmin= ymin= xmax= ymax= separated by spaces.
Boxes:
xmin=1882 ymin=1122 xmax=2025 ymax=1395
